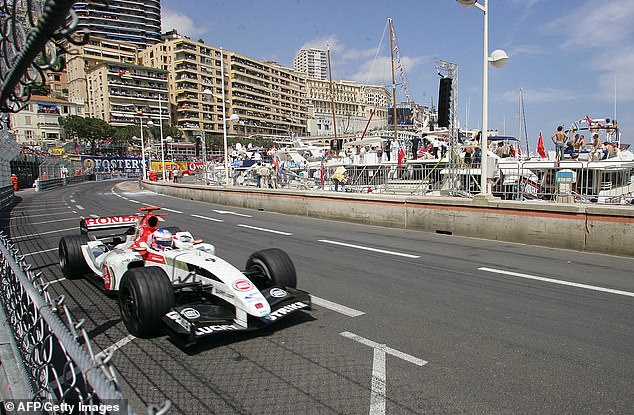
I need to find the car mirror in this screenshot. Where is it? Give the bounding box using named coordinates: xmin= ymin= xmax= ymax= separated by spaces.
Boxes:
xmin=193 ymin=239 xmax=203 ymax=244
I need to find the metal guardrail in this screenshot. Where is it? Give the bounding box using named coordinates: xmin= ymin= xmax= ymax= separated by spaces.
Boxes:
xmin=34 ymin=174 xmax=94 ymax=191
xmin=0 ymin=233 xmax=171 ymax=415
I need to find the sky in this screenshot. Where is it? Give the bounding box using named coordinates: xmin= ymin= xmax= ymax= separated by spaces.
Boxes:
xmin=160 ymin=0 xmax=634 ymax=151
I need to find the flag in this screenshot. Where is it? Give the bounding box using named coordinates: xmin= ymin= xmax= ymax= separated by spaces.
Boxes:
xmin=537 ymin=131 xmax=546 ymax=158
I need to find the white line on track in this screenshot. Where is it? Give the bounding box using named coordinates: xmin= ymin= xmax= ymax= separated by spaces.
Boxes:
xmin=128 ymin=199 xmax=140 ymax=204
xmin=161 ymin=207 xmax=183 ymax=213
xmin=340 ymin=331 xmax=428 ymax=366
xmin=310 ymin=295 xmax=365 ymax=317
xmin=76 ymin=205 xmax=84 ymax=210
xmin=213 ymin=209 xmax=252 ymax=217
xmin=95 ymin=334 xmax=136 ymax=360
xmin=12 ymin=228 xmax=76 ymax=240
xmin=45 ymin=278 xmax=66 ymax=285
xmin=237 ymin=224 xmax=292 ymax=235
xmin=22 ymin=248 xmax=57 ymax=257
xmin=479 ymin=267 xmax=634 ymax=298
xmin=191 ymin=214 xmax=223 ymax=222
xmin=318 ymin=239 xmax=420 ymax=259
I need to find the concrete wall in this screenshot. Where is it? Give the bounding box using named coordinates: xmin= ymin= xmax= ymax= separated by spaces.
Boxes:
xmin=142 ymin=181 xmax=634 ymax=257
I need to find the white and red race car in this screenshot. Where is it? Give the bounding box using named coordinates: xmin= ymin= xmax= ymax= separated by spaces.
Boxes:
xmin=58 ymin=206 xmax=311 ymax=346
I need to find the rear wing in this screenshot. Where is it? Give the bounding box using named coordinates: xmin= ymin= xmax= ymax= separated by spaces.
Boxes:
xmin=80 ymin=215 xmax=139 ymax=234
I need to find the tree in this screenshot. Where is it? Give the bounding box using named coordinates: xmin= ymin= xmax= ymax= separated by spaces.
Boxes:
xmin=59 ymin=115 xmax=114 ymax=155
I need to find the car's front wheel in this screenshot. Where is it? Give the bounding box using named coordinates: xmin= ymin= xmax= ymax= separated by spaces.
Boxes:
xmin=59 ymin=235 xmax=90 ymax=279
xmin=119 ymin=267 xmax=175 ymax=338
xmin=246 ymin=248 xmax=297 ymax=288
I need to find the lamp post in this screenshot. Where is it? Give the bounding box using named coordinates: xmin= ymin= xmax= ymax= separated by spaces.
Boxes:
xmin=219 ymin=48 xmax=230 ymax=185
xmin=158 ymin=92 xmax=167 ymax=181
xmin=201 ymin=88 xmax=214 ymax=182
xmin=137 ymin=111 xmax=154 ymax=180
xmin=456 ymin=0 xmax=508 ymax=195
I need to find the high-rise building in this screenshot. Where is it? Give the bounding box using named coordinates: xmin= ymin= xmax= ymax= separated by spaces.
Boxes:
xmin=85 ymin=62 xmax=168 ymax=128
xmin=66 ymin=37 xmax=139 ymax=113
xmin=73 ymin=0 xmax=162 ymax=48
xmin=293 ymin=48 xmax=328 ymax=81
xmin=139 ymin=34 xmax=309 ymax=139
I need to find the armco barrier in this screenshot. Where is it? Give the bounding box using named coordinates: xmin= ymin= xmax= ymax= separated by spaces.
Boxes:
xmin=35 ymin=174 xmax=94 ymax=191
xmin=142 ymin=181 xmax=634 ymax=257
xmin=0 ymin=185 xmax=12 ymax=210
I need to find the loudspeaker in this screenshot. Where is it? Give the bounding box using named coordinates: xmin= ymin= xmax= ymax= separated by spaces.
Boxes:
xmin=438 ymin=77 xmax=452 ymax=128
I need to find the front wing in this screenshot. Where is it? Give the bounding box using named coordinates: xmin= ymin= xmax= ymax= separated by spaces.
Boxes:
xmin=162 ymin=286 xmax=311 ymax=346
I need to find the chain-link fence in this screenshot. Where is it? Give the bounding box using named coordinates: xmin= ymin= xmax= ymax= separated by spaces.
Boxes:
xmin=0 ymin=233 xmax=171 ymax=415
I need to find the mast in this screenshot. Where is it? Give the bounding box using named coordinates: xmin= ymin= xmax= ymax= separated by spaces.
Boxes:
xmin=327 ymin=44 xmax=338 ymax=140
xmin=389 ymin=18 xmax=398 ymax=143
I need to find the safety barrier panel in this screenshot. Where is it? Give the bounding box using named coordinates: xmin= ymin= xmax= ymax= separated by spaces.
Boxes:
xmin=34 ymin=175 xmax=95 ymax=192
xmin=0 ymin=233 xmax=171 ymax=415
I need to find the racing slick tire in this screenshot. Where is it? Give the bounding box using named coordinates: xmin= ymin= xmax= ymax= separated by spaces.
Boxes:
xmin=119 ymin=267 xmax=175 ymax=338
xmin=59 ymin=235 xmax=90 ymax=279
xmin=246 ymin=248 xmax=297 ymax=289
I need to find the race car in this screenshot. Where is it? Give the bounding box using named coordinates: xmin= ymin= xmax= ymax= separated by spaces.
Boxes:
xmin=58 ymin=206 xmax=311 ymax=346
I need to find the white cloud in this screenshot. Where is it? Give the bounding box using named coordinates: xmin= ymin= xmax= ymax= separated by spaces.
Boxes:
xmin=547 ymin=0 xmax=634 ymax=49
xmin=162 ymin=7 xmax=208 ymax=37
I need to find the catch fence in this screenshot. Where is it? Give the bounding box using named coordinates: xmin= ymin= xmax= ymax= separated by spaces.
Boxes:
xmin=0 ymin=233 xmax=171 ymax=414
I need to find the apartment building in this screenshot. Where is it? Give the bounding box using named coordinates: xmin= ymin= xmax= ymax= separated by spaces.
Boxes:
xmin=10 ymin=96 xmax=83 ymax=145
xmin=66 ymin=37 xmax=139 ymax=113
xmin=293 ymin=48 xmax=328 ymax=81
xmin=73 ymin=0 xmax=161 ymax=48
xmin=306 ymin=78 xmax=390 ymax=136
xmin=86 ymin=62 xmax=168 ymax=127
xmin=139 ymin=34 xmax=309 ymax=140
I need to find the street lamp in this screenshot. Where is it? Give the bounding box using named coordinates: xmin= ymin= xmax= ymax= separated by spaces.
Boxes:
xmin=136 ymin=111 xmax=154 ymax=180
xmin=201 ymin=88 xmax=214 ymax=182
xmin=157 ymin=92 xmax=167 ymax=181
xmin=457 ymin=0 xmax=508 ymax=195
xmin=162 ymin=135 xmax=172 ymax=181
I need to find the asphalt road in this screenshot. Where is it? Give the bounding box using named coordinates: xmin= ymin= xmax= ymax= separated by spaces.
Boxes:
xmin=4 ymin=180 xmax=634 ymax=414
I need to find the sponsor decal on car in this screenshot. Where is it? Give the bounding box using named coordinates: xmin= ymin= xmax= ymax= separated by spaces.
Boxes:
xmin=166 ymin=310 xmax=191 ymax=331
xmin=194 ymin=324 xmax=239 ymax=336
xmin=145 ymin=253 xmax=166 ymax=264
xmin=180 ymin=308 xmax=201 ymax=320
xmin=233 ymin=279 xmax=252 ymax=291
xmin=214 ymin=288 xmax=234 ymax=300
xmin=269 ymin=288 xmax=287 ymax=298
xmin=84 ymin=216 xmax=138 ymax=227
xmin=265 ymin=301 xmax=309 ymax=321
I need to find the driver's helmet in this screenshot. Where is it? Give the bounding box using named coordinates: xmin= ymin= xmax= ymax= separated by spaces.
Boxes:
xmin=149 ymin=228 xmax=173 ymax=251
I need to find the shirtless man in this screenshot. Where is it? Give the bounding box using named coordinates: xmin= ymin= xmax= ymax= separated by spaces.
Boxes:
xmin=551 ymin=126 xmax=568 ymax=160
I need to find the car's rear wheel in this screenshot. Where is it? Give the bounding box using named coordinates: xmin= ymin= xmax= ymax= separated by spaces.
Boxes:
xmin=59 ymin=235 xmax=90 ymax=279
xmin=246 ymin=248 xmax=297 ymax=288
xmin=118 ymin=267 xmax=175 ymax=338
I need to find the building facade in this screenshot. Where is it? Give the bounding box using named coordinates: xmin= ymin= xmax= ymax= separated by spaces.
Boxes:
xmin=306 ymin=79 xmax=390 ymax=136
xmin=293 ymin=48 xmax=328 ymax=81
xmin=139 ymin=34 xmax=309 ymax=140
xmin=86 ymin=62 xmax=168 ymax=127
xmin=10 ymin=96 xmax=83 ymax=145
xmin=72 ymin=0 xmax=161 ymax=48
xmin=66 ymin=37 xmax=139 ymax=114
